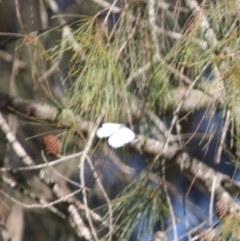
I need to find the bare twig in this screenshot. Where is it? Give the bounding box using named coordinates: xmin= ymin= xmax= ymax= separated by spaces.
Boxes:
xmin=48 ymin=0 xmax=87 ymax=59
xmin=41 ymin=151 xmax=88 ymax=189
xmin=215 ymin=110 xmax=231 ymax=164
xmin=14 ymin=0 xmax=24 ymax=29
xmin=0 ymin=50 xmax=26 ymax=70
xmin=79 ymin=109 xmax=105 ymax=241
xmin=126 ymin=54 xmax=193 ymax=87
xmin=86 ymin=155 xmax=114 ymax=240
xmin=0 ymin=151 xmax=83 ymax=172
xmin=209 ymin=110 xmax=231 ymax=225
xmin=148 ymin=0 xmax=161 ymax=61
xmin=89 ymin=0 xmax=121 ymax=13
xmin=0 ymin=182 xmax=84 ymax=210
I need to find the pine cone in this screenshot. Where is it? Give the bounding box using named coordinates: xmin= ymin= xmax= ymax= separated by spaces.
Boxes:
xmin=216 ymin=200 xmax=229 ymax=218
xmin=199 ymin=229 xmax=217 ymax=241
xmin=43 ymin=135 xmax=62 ymax=155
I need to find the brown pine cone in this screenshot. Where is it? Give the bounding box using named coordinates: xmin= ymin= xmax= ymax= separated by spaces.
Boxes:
xmin=216 ymin=200 xmax=229 ymax=218
xmin=43 ymin=135 xmax=62 ymax=155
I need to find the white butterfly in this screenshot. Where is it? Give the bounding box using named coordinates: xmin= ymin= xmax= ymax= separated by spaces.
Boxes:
xmin=96 ymin=123 xmax=136 ymax=148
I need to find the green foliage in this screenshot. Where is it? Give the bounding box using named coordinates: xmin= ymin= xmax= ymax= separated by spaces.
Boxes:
xmin=100 ymin=174 xmax=167 ymax=241
xmin=218 ymin=215 xmax=240 ymax=240
xmin=62 ymin=3 xmax=181 ymax=123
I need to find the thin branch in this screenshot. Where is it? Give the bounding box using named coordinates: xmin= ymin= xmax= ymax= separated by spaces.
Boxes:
xmin=215 ymin=110 xmax=231 ymax=164
xmin=103 ymin=0 xmax=119 ymax=26
xmin=41 ymin=151 xmax=88 ymax=189
xmin=88 ymin=0 xmax=121 ymax=13
xmin=79 ymin=109 xmax=105 ymax=241
xmin=0 ymin=182 xmax=83 ymax=210
xmin=126 ymin=54 xmax=193 ymax=87
xmin=0 ymin=112 xmax=35 ymax=167
xmin=0 ymin=50 xmax=26 ymax=70
xmin=209 ymin=110 xmax=231 ymax=225
xmin=86 ymin=155 xmax=114 ymax=241
xmin=148 ymin=0 xmax=161 ymax=61
xmin=14 ymin=0 xmax=24 ymax=29
xmin=48 ymin=0 xmax=87 ymax=59
xmin=37 ymin=26 xmax=68 ymax=86
xmin=0 ymin=151 xmax=83 ymax=172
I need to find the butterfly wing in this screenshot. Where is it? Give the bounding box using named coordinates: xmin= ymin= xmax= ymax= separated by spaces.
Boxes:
xmin=108 ymin=126 xmax=135 ymax=148
xmin=96 ymin=123 xmax=122 ymax=138
xmin=102 ymin=123 xmax=122 ymax=129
